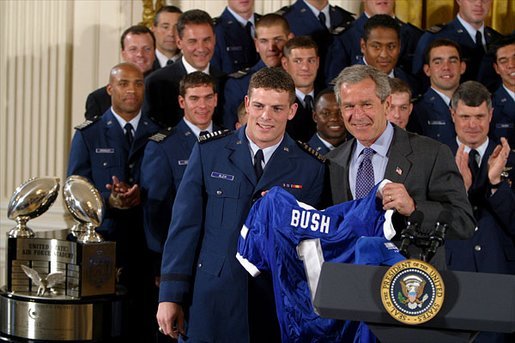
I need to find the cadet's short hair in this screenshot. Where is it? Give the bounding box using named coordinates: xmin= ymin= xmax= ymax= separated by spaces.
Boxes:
xmin=363 ymin=14 xmax=400 ymax=41
xmin=424 ymin=38 xmax=463 ymax=65
xmin=255 ymin=13 xmax=290 ymax=36
xmin=176 ymin=9 xmax=214 ymax=39
xmin=120 ymin=25 xmax=156 ymax=50
xmin=451 ymin=81 xmax=492 ymax=111
xmin=248 ymin=67 xmax=296 ymax=105
xmin=283 ymin=36 xmax=319 ymax=57
xmin=153 ymin=5 xmax=183 ymax=27
xmin=179 ymin=71 xmax=217 ymax=97
xmin=333 ymin=65 xmax=391 ymax=105
xmin=388 ymin=77 xmax=412 ymax=98
xmin=492 ymin=34 xmax=515 ymax=63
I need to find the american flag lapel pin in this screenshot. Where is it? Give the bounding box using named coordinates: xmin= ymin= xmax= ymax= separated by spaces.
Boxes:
xmin=396 ymin=167 xmax=403 ymax=175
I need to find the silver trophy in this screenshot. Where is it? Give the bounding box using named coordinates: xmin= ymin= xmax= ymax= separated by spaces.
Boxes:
xmin=63 ymin=175 xmax=105 ymax=243
xmin=7 ymin=176 xmax=60 ymax=238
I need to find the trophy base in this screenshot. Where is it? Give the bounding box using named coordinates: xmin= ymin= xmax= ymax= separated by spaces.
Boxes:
xmin=0 ymin=287 xmax=128 ymax=342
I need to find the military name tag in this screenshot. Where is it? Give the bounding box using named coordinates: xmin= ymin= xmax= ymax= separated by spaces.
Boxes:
xmin=210 ymin=172 xmax=234 ymax=181
xmin=95 ymin=148 xmax=114 ymax=153
xmin=380 ymin=259 xmax=444 ymax=325
xmin=427 ymin=120 xmax=446 ymax=126
xmin=178 ymin=160 xmax=188 ymax=166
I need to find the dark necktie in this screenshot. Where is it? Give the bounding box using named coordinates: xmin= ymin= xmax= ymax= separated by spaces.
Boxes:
xmin=124 ymin=123 xmax=134 ymax=146
xmin=468 ymin=149 xmax=480 ymax=181
xmin=475 ymin=30 xmax=485 ymax=53
xmin=304 ymin=95 xmax=314 ymax=114
xmin=318 ymin=12 xmax=327 ymax=30
xmin=245 ymin=21 xmax=253 ymax=38
xmin=254 ymin=149 xmax=264 ymax=180
xmin=166 ymin=59 xmax=174 ymax=66
xmin=355 ymin=148 xmax=375 ymax=199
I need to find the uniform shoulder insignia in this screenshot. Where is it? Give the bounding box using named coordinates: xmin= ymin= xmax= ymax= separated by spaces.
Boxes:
xmin=228 ymin=68 xmax=250 ymax=79
xmin=149 ymin=127 xmax=174 ymax=143
xmin=426 ymin=24 xmax=445 ymax=34
xmin=74 ymin=116 xmax=100 ymax=130
xmin=411 ymin=94 xmax=423 ymax=104
xmin=198 ymin=129 xmax=232 ymax=143
xmin=334 ymin=5 xmax=355 ymax=18
xmin=212 ymin=16 xmax=220 ymax=25
xmin=331 ymin=23 xmax=352 ymax=36
xmin=296 ymin=141 xmax=326 ymax=163
xmin=275 ymin=5 xmax=291 ymax=16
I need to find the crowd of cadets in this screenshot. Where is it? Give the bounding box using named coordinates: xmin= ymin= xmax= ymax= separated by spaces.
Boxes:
xmin=73 ymin=0 xmax=514 ymax=341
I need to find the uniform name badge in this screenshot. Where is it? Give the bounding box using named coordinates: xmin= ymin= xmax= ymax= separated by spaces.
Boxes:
xmin=381 ymin=259 xmax=445 ymax=325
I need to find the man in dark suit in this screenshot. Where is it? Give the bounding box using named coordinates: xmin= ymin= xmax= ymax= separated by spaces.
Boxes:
xmin=156 ymin=67 xmax=325 ymax=342
xmin=211 ymin=0 xmax=260 ymax=74
xmin=326 ymin=64 xmax=475 ymax=268
xmin=151 ymin=5 xmax=182 ymax=69
xmin=409 ymin=39 xmax=466 ymax=147
xmin=308 ymin=88 xmax=348 ymax=154
xmin=84 ymin=25 xmax=157 ymax=120
xmin=445 ymin=81 xmax=515 ymax=343
xmin=281 ymin=36 xmax=320 ymax=142
xmin=143 ymin=9 xmax=225 ymax=128
xmin=412 ymin=0 xmax=503 ymax=88
xmin=68 ymin=62 xmax=161 ymax=341
xmin=278 ymin=0 xmax=355 ymax=87
xmin=325 ymin=0 xmax=422 ymax=86
xmin=223 ymin=13 xmax=293 ymax=129
xmin=490 ymin=35 xmax=515 ymax=147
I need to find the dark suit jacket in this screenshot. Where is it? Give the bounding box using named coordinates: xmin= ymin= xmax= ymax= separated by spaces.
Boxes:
xmin=84 ymin=86 xmax=110 ymax=120
xmin=491 ymin=86 xmax=515 ymax=148
xmin=142 ymin=60 xmax=226 ymax=127
xmin=446 ymin=140 xmax=515 ymax=274
xmin=286 ymin=96 xmax=317 ymax=142
xmin=158 ymin=127 xmax=325 ymax=342
xmin=326 ymin=125 xmax=475 ymax=267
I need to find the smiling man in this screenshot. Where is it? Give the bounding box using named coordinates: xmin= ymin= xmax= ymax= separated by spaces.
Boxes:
xmin=156 ymin=67 xmax=325 ymax=343
xmin=326 ymin=64 xmax=475 ymax=268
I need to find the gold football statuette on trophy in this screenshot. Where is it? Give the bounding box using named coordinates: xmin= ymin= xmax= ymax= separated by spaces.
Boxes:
xmin=7 ymin=176 xmax=60 ymax=238
xmin=63 ymin=175 xmax=105 ymax=243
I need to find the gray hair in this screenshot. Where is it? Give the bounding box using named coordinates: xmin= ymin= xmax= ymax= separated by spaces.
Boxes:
xmin=451 ymin=81 xmax=492 ymax=111
xmin=332 ymin=65 xmax=391 ymax=105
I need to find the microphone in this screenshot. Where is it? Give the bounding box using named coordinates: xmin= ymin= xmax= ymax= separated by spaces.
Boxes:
xmin=426 ymin=211 xmax=453 ymax=262
xmin=399 ymin=210 xmax=424 ymax=258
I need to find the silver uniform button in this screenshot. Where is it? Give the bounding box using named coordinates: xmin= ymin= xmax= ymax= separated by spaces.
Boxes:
xmin=103 ymin=162 xmax=108 ymax=166
xmin=474 ymin=245 xmax=482 ymax=252
xmin=198 ymin=263 xmax=202 ymax=268
xmin=216 ymin=190 xmax=222 ymax=196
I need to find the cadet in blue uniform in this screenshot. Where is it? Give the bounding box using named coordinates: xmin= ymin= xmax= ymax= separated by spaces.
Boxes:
xmin=409 ymin=39 xmax=465 ymax=147
xmin=68 ymin=63 xmax=161 ymax=341
xmin=491 ymin=35 xmax=515 ymax=147
xmin=278 ymin=0 xmax=355 ymax=87
xmin=211 ymin=0 xmax=260 ymax=74
xmin=445 ymin=81 xmax=515 ymax=343
xmin=412 ymin=0 xmax=503 ymax=89
xmin=223 ymin=14 xmax=292 ymax=129
xmin=307 ymin=88 xmax=347 ymax=154
xmin=325 ymin=0 xmax=422 ymax=86
xmin=156 ymin=67 xmax=326 ymax=343
xmin=140 ymin=72 xmax=221 ymax=277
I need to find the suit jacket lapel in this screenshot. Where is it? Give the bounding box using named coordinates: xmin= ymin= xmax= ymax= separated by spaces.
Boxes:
xmin=227 ymin=128 xmax=256 ymax=185
xmin=256 ymin=136 xmax=297 ymax=190
xmin=103 ymin=111 xmax=128 ymax=153
xmin=385 ymin=126 xmax=412 ymax=184
xmin=130 ymin=116 xmax=157 ymax=160
xmin=328 ymin=140 xmax=354 ymax=204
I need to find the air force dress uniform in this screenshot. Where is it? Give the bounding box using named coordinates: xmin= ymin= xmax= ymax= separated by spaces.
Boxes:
xmin=491 ymin=86 xmax=515 ymax=148
xmin=211 ymin=8 xmax=260 ymax=74
xmin=158 ymin=126 xmax=325 ymax=342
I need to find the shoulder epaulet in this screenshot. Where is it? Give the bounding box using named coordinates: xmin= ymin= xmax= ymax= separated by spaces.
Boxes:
xmin=149 ymin=127 xmax=174 ymax=143
xmin=426 ymin=24 xmax=445 ymax=34
xmin=198 ymin=129 xmax=232 ymax=143
xmin=333 ymin=5 xmax=356 ymax=19
xmin=74 ymin=116 xmax=100 ymax=130
xmin=276 ymin=5 xmax=291 ymax=16
xmin=331 ymin=23 xmax=352 ymax=36
xmin=411 ymin=94 xmax=423 ymax=104
xmin=228 ymin=68 xmax=251 ymax=79
xmin=296 ymin=141 xmax=326 ymax=163
xmin=405 ymin=22 xmax=424 ymax=33
xmin=212 ymin=16 xmax=220 ymax=25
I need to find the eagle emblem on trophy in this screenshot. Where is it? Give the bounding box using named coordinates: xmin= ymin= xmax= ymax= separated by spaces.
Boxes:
xmin=399 ymin=274 xmax=429 ymax=309
xmin=21 ymin=264 xmax=65 ymax=296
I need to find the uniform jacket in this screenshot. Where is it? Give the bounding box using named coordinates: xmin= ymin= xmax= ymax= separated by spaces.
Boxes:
xmin=491 ymin=86 xmax=515 ymax=148
xmin=211 ymin=8 xmax=260 ymax=74
xmin=409 ymin=87 xmax=456 ymax=147
xmin=412 ymin=18 xmax=503 ymax=83
xmin=446 ymin=139 xmax=515 ymax=274
xmin=325 ymin=13 xmax=423 ymax=86
xmin=308 ymin=134 xmax=331 ymax=155
xmin=158 ymin=126 xmax=325 ymax=342
xmin=222 ymin=60 xmax=265 ymax=129
xmin=142 ymin=60 xmax=226 ymax=127
xmin=84 ymin=86 xmax=110 ymax=120
xmin=326 ymin=125 xmax=475 ymax=267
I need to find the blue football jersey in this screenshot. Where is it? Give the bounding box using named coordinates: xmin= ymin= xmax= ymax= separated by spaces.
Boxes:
xmin=237 ymin=183 xmax=403 ymax=342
